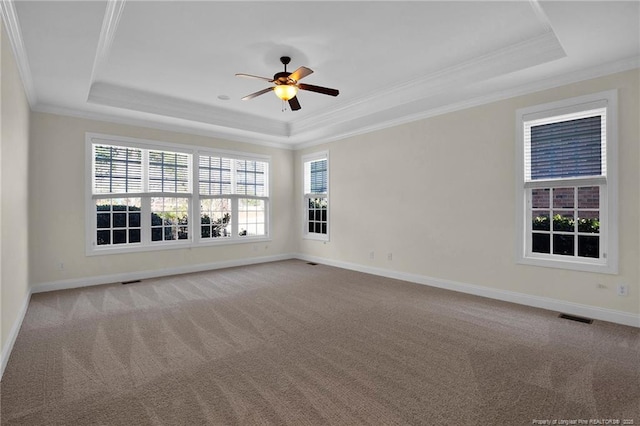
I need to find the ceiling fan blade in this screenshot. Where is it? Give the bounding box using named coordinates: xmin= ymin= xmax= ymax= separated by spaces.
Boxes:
xmin=288 ymin=96 xmax=301 ymax=111
xmin=241 ymin=87 xmax=274 ymax=100
xmin=235 ymin=73 xmax=274 ymax=83
xmin=298 ymin=83 xmax=339 ymax=97
xmin=289 ymin=66 xmax=313 ymax=82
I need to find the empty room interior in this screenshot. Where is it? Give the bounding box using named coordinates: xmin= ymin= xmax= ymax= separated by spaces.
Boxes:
xmin=1 ymin=1 xmax=639 ymax=424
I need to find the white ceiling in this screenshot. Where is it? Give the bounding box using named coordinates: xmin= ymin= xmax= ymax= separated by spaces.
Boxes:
xmin=4 ymin=1 xmax=639 ymax=148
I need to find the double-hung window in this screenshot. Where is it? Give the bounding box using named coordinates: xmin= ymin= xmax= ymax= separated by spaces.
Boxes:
xmin=87 ymin=134 xmax=269 ymax=255
xmin=198 ymin=155 xmax=268 ymax=240
xmin=303 ymin=152 xmax=329 ymax=241
xmin=92 ymin=142 xmax=191 ymax=250
xmin=516 ymin=90 xmax=618 ymax=273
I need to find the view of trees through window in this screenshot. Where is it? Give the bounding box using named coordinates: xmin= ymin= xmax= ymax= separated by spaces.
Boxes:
xmin=96 ymin=198 xmax=141 ymax=245
xmin=530 ymin=186 xmax=600 ymax=258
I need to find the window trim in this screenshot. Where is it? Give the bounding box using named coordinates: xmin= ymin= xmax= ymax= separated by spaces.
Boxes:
xmin=515 ymin=90 xmax=618 ymax=274
xmin=85 ymin=133 xmax=271 ymax=256
xmin=302 ymin=151 xmax=329 ymax=242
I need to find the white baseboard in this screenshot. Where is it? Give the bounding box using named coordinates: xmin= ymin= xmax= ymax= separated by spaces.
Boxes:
xmin=31 ymin=253 xmax=295 ymax=294
xmin=3 ymin=252 xmax=636 ymax=381
xmin=18 ymin=251 xmax=639 ymax=383
xmin=1 ymin=289 xmax=32 ymax=380
xmin=296 ymin=254 xmax=640 ymax=328
xmin=1 ymin=254 xmax=293 ymax=380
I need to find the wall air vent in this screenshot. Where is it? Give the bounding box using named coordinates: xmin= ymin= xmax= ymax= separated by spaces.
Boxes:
xmin=559 ymin=313 xmax=593 ymax=324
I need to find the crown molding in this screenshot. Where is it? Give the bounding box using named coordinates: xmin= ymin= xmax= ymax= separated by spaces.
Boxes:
xmin=32 ymin=102 xmax=294 ymax=150
xmin=527 ymin=0 xmax=553 ymax=33
xmin=34 ymin=56 xmax=638 ymax=152
xmin=85 ymin=29 xmax=566 ymax=147
xmin=291 ymin=56 xmax=640 ymax=150
xmin=88 ymin=81 xmax=288 ymax=137
xmin=88 ymin=0 xmax=126 ymax=88
xmin=6 ymin=0 xmax=638 ymax=152
xmin=0 ymin=0 xmax=36 ymax=106
xmin=82 ymin=0 xmax=293 ymax=146
xmin=290 ymin=31 xmax=566 ymax=137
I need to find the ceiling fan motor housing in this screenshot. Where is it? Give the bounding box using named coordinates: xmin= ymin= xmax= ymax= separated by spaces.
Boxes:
xmin=274 ymin=71 xmax=291 ymax=84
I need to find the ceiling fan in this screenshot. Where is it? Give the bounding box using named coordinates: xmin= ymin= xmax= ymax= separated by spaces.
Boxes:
xmin=236 ymin=56 xmax=339 ymax=111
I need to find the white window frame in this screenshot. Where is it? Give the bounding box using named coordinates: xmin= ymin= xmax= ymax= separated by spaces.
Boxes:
xmin=515 ymin=90 xmax=618 ymax=274
xmin=85 ymin=133 xmax=271 ymax=256
xmin=302 ymin=151 xmax=329 ymax=242
xmin=196 ymin=153 xmax=270 ymax=244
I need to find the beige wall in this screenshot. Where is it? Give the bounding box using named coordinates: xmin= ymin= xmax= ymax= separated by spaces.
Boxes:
xmin=1 ymin=21 xmax=31 ymax=352
xmin=29 ymin=112 xmax=295 ymax=286
xmin=296 ymin=69 xmax=640 ymax=316
xmin=9 ymin=52 xmax=640 ymax=338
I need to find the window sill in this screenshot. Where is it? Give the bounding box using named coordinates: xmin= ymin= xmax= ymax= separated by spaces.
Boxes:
xmin=87 ymin=236 xmax=272 ymax=256
xmin=517 ymin=255 xmax=617 ymax=275
xmin=303 ymin=233 xmax=329 ymax=242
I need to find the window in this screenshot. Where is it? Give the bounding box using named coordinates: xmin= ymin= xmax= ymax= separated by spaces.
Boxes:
xmin=86 ymin=134 xmax=270 ymax=255
xmin=516 ymin=90 xmax=618 ymax=273
xmin=303 ymin=152 xmax=329 ymax=241
xmin=198 ymin=155 xmax=268 ymax=240
xmin=96 ymin=197 xmax=141 ymax=245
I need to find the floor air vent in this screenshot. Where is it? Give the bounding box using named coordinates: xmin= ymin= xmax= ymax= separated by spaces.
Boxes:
xmin=307 ymin=262 xmax=318 ymax=266
xmin=122 ymin=279 xmax=141 ymax=285
xmin=559 ymin=313 xmax=593 ymax=324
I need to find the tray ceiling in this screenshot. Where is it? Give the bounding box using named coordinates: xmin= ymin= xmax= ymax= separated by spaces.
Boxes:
xmin=4 ymin=1 xmax=639 ymax=148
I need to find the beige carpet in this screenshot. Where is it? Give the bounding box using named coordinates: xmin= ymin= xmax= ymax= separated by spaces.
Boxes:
xmin=1 ymin=260 xmax=639 ymax=425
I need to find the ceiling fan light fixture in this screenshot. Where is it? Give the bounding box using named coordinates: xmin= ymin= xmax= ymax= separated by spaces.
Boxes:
xmin=274 ymin=84 xmax=297 ymax=101
xmin=237 ymin=56 xmax=338 ymax=110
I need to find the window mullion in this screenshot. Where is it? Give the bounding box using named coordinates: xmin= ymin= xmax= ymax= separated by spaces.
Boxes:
xmin=193 ymin=153 xmax=200 ymax=244
xmin=524 ymin=176 xmax=606 ymax=189
xmin=231 ymin=196 xmax=239 ymax=239
xmin=548 ymin=188 xmax=553 ymax=256
xmin=231 ymin=161 xmax=238 ymax=239
xmin=525 ymin=189 xmax=532 ymax=256
xmin=139 ymin=149 xmax=150 ymax=245
xmin=140 ymin=196 xmax=151 ymax=245
xmin=231 ymin=159 xmax=238 ymax=194
xmin=142 ymin=150 xmax=149 ymax=192
xmin=573 ymin=186 xmax=578 ymax=257
xmin=264 ymin=199 xmax=269 ymax=238
xmin=600 ymin=184 xmax=606 ymax=259
xmin=125 ymin=148 xmax=130 ymax=192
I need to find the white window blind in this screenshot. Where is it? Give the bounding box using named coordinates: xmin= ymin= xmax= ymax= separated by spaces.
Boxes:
xmin=199 ymin=156 xmax=232 ymax=195
xmin=304 ymin=158 xmax=327 ymax=194
xmin=148 ymin=150 xmax=190 ymax=193
xmin=236 ymin=160 xmax=267 ymax=196
xmin=524 ymin=108 xmax=606 ymax=183
xmin=198 ymin=156 xmax=268 ymax=197
xmin=94 ymin=145 xmax=142 ymax=194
